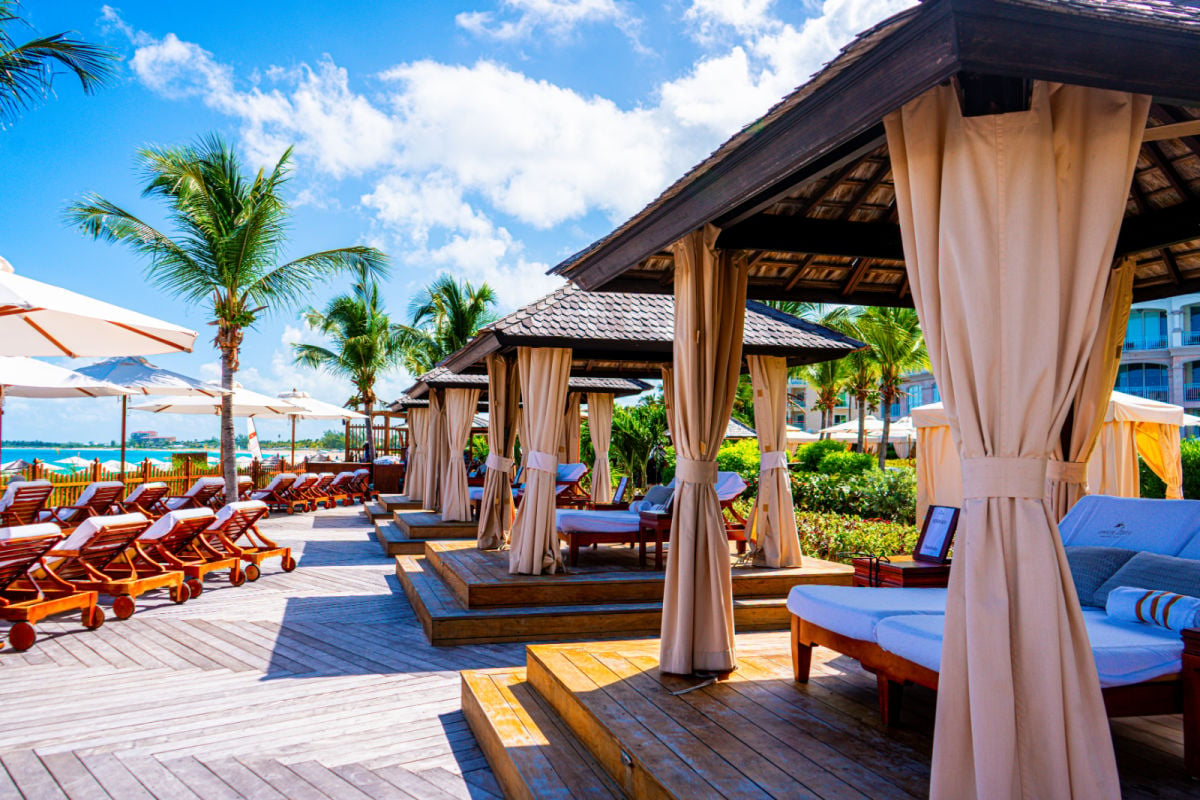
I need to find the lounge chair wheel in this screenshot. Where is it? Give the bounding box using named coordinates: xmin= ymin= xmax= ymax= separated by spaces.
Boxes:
xmin=229 ymin=569 xmax=246 ymax=587
xmin=8 ymin=621 xmax=36 ymax=651
xmin=171 ymin=584 xmax=189 ymax=604
xmin=245 ymin=564 xmax=261 ymax=582
xmin=186 ymin=578 xmax=204 ymax=599
xmin=282 ymin=555 xmax=297 ymax=572
xmin=113 ymin=595 xmax=136 ymax=620
xmin=82 ymin=606 xmax=105 ymax=630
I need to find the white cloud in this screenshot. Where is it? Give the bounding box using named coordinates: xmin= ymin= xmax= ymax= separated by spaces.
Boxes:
xmin=684 ymin=0 xmax=779 ymax=40
xmin=456 ymin=0 xmax=639 ymax=44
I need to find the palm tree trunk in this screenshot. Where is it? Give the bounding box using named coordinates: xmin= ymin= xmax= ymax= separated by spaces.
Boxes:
xmin=220 ymin=346 xmax=238 ymax=502
xmin=879 ymin=393 xmax=891 ymax=470
xmin=857 ymin=394 xmax=867 ymax=453
xmin=363 ymin=400 xmax=374 ymax=464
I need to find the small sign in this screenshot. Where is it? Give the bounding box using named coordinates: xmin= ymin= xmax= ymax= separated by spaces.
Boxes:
xmin=914 ymin=505 xmax=959 ymax=564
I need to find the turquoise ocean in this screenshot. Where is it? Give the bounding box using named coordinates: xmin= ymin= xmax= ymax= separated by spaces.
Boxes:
xmin=1 ymin=447 xmax=254 ymax=466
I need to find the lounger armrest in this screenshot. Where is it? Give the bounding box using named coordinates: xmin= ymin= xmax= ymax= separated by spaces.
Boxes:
xmin=589 ymin=502 xmax=631 ymax=511
xmin=1185 ymin=628 xmax=1200 ymax=656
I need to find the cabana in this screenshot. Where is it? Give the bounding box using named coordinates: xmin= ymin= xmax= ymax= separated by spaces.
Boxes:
xmin=441 ymin=284 xmax=862 ymax=574
xmin=545 ymin=0 xmax=1200 ymax=794
xmin=914 ymin=391 xmax=1192 ymax=521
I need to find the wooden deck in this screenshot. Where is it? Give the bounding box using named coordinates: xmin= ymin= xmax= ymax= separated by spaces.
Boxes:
xmin=393 ymin=511 xmax=478 ymax=541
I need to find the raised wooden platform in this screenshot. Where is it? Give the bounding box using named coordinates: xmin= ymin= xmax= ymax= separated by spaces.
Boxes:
xmin=394 ymin=510 xmax=479 ymax=540
xmin=373 ymin=520 xmax=430 ymax=556
xmin=381 ymin=493 xmax=424 ymax=511
xmin=428 ymin=540 xmax=852 ymax=609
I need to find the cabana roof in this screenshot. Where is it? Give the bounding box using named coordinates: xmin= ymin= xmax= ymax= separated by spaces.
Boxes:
xmin=400 ymin=364 xmax=650 ymax=401
xmin=441 ymin=284 xmax=863 ymax=377
xmin=551 ymin=0 xmax=1200 ymax=305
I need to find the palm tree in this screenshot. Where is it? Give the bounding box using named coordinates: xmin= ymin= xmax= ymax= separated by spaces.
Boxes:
xmin=1 ymin=1 xmax=116 ymax=124
xmin=396 ymin=275 xmax=498 ymax=374
xmin=66 ymin=134 xmax=389 ymax=498
xmin=293 ymin=268 xmax=404 ymax=462
xmin=841 ymin=320 xmax=880 ymax=452
xmin=801 ymin=358 xmax=847 ymax=432
xmin=609 ymin=398 xmax=668 ymax=489
xmin=855 ymin=306 xmax=928 ymax=468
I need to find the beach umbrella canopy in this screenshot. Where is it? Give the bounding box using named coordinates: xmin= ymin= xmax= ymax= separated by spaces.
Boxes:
xmin=130 ymin=384 xmax=303 ymax=418
xmin=0 ymin=357 xmax=135 ymax=399
xmin=74 ymin=356 xmax=226 ymax=396
xmin=57 ymin=456 xmax=94 ymax=468
xmin=276 ymin=390 xmax=366 ymax=420
xmin=786 ymin=425 xmax=819 ymax=444
xmin=0 ymin=257 xmax=197 ymax=357
xmin=2 ymin=459 xmax=32 ymax=471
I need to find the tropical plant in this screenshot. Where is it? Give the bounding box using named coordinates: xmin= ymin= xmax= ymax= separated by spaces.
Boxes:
xmin=66 ymin=134 xmax=388 ymax=498
xmin=795 ymin=511 xmax=919 ymax=562
xmin=293 ymin=268 xmax=404 ymax=461
xmin=800 ymin=357 xmax=847 ymax=431
xmin=609 ymin=398 xmax=668 ymax=489
xmin=795 ymin=438 xmax=848 ymax=472
xmin=816 ymin=450 xmax=876 ymax=476
xmin=791 ymin=468 xmax=917 ymax=525
xmin=841 ymin=337 xmax=879 ymax=453
xmin=854 ymin=307 xmax=928 ymax=468
xmin=0 ymin=1 xmax=116 ymax=125
xmin=396 ymin=275 xmax=498 ymax=374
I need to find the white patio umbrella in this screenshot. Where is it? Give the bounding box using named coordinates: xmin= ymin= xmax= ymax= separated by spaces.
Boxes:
xmin=0 ymin=257 xmax=197 ymax=357
xmin=130 ymin=385 xmax=303 ymax=418
xmin=0 ymin=356 xmax=134 ymax=463
xmin=57 ymin=455 xmax=93 ymax=469
xmin=276 ymin=389 xmax=366 ymax=464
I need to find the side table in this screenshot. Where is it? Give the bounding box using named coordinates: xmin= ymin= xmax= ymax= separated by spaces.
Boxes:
xmin=638 ymin=510 xmax=672 ymax=569
xmin=852 ymin=555 xmax=951 ymax=588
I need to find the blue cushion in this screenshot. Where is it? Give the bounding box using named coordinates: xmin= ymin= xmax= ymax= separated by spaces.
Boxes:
xmin=1058 ymin=496 xmax=1200 ymax=556
xmin=1093 ymin=551 xmax=1200 ymax=608
xmin=1064 ymin=546 xmax=1138 ymax=608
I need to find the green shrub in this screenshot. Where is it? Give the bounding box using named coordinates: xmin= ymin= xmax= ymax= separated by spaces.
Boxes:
xmin=1139 ymin=438 xmax=1200 ymax=499
xmin=716 ymin=438 xmax=761 ymax=494
xmin=795 ymin=511 xmax=919 ymax=562
xmin=816 ymin=450 xmax=876 ymax=475
xmin=795 ymin=438 xmax=848 ymax=472
xmin=790 ymin=468 xmax=917 ymax=525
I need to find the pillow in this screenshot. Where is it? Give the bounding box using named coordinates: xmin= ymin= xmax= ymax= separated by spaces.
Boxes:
xmin=1105 ymin=585 xmax=1200 ymax=631
xmin=1063 ymin=546 xmax=1137 ymax=608
xmin=641 ymin=485 xmax=674 ymax=511
xmin=1093 ymin=551 xmax=1200 ymax=608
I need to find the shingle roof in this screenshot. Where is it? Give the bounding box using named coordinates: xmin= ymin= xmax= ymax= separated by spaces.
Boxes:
xmin=400 ymin=365 xmax=650 ymax=401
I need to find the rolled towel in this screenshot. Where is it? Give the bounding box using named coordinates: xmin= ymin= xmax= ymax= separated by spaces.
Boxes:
xmin=1106 ymin=585 xmax=1200 ymax=632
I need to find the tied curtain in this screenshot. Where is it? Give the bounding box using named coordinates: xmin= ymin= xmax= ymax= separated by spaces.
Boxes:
xmin=442 ymin=387 xmax=481 ymax=522
xmin=1047 ymin=260 xmax=1136 ymax=518
xmin=660 ymin=224 xmax=748 ymax=675
xmin=478 ymin=353 xmax=519 ymax=549
xmin=747 ymin=355 xmax=802 ymax=567
xmin=588 ymin=392 xmax=614 ymax=504
xmin=509 ymin=346 xmax=572 ymax=575
xmin=886 ymin=82 xmax=1148 ymax=799
xmin=403 ymin=408 xmax=427 ymax=502
xmin=558 ymin=392 xmax=582 ymax=464
xmin=1137 ymin=422 xmax=1185 ymax=499
xmin=422 ymin=389 xmax=447 ymax=513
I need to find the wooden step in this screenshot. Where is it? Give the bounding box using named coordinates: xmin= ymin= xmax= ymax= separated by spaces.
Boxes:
xmin=462 ymin=667 xmax=626 ymax=800
xmin=364 ymin=501 xmax=393 ymax=521
xmin=374 ymin=521 xmax=428 ymax=556
xmin=378 ymin=493 xmax=426 ymax=511
xmin=393 ymin=510 xmax=478 ymax=541
xmin=396 ymin=555 xmax=797 ymax=646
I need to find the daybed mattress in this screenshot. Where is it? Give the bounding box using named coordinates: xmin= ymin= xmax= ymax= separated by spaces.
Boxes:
xmin=874 ymin=609 xmax=1184 ymax=688
xmin=786 ymin=585 xmax=949 ymax=642
xmin=556 ymin=509 xmax=639 ymax=534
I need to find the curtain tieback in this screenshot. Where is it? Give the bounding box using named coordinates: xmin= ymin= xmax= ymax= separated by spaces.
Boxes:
xmin=676 ymin=457 xmax=717 ymax=484
xmin=1046 ymin=460 xmax=1089 ymax=484
xmin=760 ymin=451 xmax=788 ymax=471
xmin=486 ymin=454 xmax=514 ymax=472
xmin=961 ymin=457 xmax=1047 ymax=499
xmin=525 ymin=450 xmax=558 ymax=474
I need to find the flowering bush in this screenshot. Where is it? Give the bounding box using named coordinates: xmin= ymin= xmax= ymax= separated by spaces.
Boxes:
xmin=791 ymin=468 xmax=917 ymax=524
xmin=796 ymin=511 xmax=919 ymax=562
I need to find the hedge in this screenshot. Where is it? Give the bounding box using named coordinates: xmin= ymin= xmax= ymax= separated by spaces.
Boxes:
xmin=1138 ymin=438 xmax=1200 ymax=499
xmin=796 ymin=511 xmax=919 ymax=563
xmin=791 ymin=468 xmax=917 ymax=525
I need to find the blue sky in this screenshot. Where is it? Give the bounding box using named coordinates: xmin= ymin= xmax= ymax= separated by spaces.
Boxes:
xmin=1 ymin=0 xmax=912 ymax=443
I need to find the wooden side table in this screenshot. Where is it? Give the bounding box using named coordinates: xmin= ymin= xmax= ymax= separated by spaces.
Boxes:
xmin=852 ymin=555 xmax=951 ymax=588
xmin=638 ymin=510 xmax=672 ymax=569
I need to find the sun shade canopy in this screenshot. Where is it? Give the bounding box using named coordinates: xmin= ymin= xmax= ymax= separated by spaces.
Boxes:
xmin=0 ymin=357 xmax=135 ymax=398
xmin=276 ymin=390 xmax=366 ymax=420
xmin=400 ymin=363 xmax=651 ymax=401
xmin=130 ymin=385 xmax=304 ymax=418
xmin=74 ymin=356 xmax=225 ymax=396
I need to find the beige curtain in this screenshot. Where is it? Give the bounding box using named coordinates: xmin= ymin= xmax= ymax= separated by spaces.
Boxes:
xmin=1087 ymin=421 xmax=1141 ymax=498
xmin=558 ymin=392 xmax=582 ymax=464
xmin=478 ymin=354 xmax=519 ymax=549
xmin=1047 ymin=261 xmax=1136 ymax=517
xmin=747 ymin=355 xmax=802 ymax=567
xmin=915 ymin=421 xmax=962 ymax=523
xmin=660 ymin=225 xmax=748 ymax=676
xmin=661 ymin=366 xmax=675 ymax=443
xmin=441 ymin=388 xmax=481 ymax=522
xmin=509 ymin=347 xmax=572 ymax=575
xmin=404 ymin=408 xmax=427 ymax=502
xmin=1138 ymin=423 xmax=1185 ymax=499
xmin=422 ymin=389 xmax=447 ymax=513
xmin=588 ymin=392 xmax=614 ymax=503
xmin=886 ymin=82 xmax=1148 ymax=799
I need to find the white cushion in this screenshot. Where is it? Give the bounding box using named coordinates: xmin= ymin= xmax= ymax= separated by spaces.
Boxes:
xmin=666 ymin=471 xmax=747 ymax=502
xmin=0 ymin=480 xmax=52 ymax=511
xmin=0 ymin=523 xmax=62 ymax=542
xmin=786 ymin=585 xmax=949 ymax=642
xmin=1059 ymin=495 xmax=1200 ymax=556
xmin=210 ymin=500 xmax=269 ymax=529
xmin=556 ymin=509 xmax=640 ymax=534
xmin=125 ymin=482 xmax=167 ymax=503
xmin=56 ymin=512 xmax=147 ymax=551
xmin=140 ymin=508 xmax=216 ymax=540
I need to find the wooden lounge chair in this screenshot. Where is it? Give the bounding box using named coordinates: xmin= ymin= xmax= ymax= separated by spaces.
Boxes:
xmin=0 ymin=480 xmax=54 ymax=526
xmin=553 ymin=463 xmax=590 ymax=508
xmin=326 ymin=471 xmax=355 ymax=506
xmin=38 ymin=481 xmax=126 ymax=530
xmin=588 ymin=476 xmax=630 ymax=511
xmin=0 ymin=523 xmax=104 ymax=651
xmin=161 ymin=477 xmax=225 ymax=511
xmin=348 ymin=468 xmax=372 ymax=503
xmin=43 ymin=513 xmax=188 ymax=619
xmin=211 ymin=476 xmax=254 ymax=508
xmin=135 ymin=508 xmax=244 ymax=598
xmin=281 ymin=473 xmax=320 ymax=514
xmin=201 ymin=501 xmax=295 ymax=581
xmin=116 ymin=482 xmax=170 ymax=517
xmin=305 ymin=473 xmax=338 ymax=509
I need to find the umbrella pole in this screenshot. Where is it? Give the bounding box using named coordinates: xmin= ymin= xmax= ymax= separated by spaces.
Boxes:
xmin=0 ymin=386 xmax=5 ymax=466
xmin=291 ymin=417 xmax=296 ymax=467
xmin=119 ymin=395 xmax=127 ymax=485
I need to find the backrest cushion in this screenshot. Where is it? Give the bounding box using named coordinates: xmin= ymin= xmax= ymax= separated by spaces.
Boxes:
xmin=1093 ymin=551 xmax=1200 ymax=608
xmin=641 ymin=485 xmax=674 ymax=511
xmin=1063 ymin=546 xmax=1138 ymax=608
xmin=1058 ymin=495 xmax=1200 ymax=556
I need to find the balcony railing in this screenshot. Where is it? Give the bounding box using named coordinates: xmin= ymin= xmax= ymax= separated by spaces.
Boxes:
xmin=1185 ymin=330 xmax=1200 ymax=346
xmin=1186 ymin=383 xmax=1200 ymax=402
xmin=1124 ymin=337 xmax=1168 ymax=350
xmin=1116 ymin=385 xmax=1170 ymax=403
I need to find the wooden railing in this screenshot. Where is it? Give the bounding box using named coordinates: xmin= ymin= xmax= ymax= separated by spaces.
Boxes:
xmin=345 ymin=414 xmax=406 ymax=462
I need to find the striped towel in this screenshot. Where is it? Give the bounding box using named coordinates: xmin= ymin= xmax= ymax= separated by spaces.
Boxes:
xmin=1106 ymin=585 xmax=1200 ymax=632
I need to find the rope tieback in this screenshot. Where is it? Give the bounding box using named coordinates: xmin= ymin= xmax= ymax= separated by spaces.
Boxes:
xmin=485 ymin=454 xmax=515 ymax=472
xmin=675 ymin=457 xmax=717 ymax=484
xmin=961 ymin=457 xmax=1047 ymax=499
xmin=759 ymin=451 xmax=788 ymax=471
xmin=524 ymin=450 xmax=557 ymax=474
xmin=1046 ymin=460 xmax=1089 ymax=484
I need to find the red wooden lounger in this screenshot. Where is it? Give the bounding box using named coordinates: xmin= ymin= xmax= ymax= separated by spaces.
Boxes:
xmin=43 ymin=513 xmax=189 ymax=618
xmin=346 ymin=469 xmax=371 ymax=504
xmin=305 ymin=473 xmax=338 ymax=509
xmin=587 ymin=476 xmax=631 ymax=511
xmin=134 ymin=508 xmax=245 ymax=598
xmin=326 ymin=472 xmax=355 ymax=506
xmin=250 ymin=473 xmax=297 ymax=512
xmin=116 ymin=482 xmax=170 ymax=517
xmin=0 ymin=481 xmax=55 ymax=526
xmin=201 ymin=501 xmax=296 ymax=581
xmin=280 ymin=473 xmax=319 ymax=514
xmin=161 ymin=477 xmax=225 ymax=511
xmin=0 ymin=524 xmax=104 ymax=651
xmin=38 ymin=481 xmax=126 ymax=530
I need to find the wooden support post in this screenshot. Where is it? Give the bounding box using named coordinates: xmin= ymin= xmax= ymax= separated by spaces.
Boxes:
xmin=383 ymin=414 xmax=391 ymax=456
xmin=1183 ymin=628 xmax=1200 ymax=778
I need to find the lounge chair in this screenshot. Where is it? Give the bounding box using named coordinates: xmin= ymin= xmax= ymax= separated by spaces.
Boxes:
xmin=38 ymin=481 xmax=126 ymax=529
xmin=304 ymin=472 xmax=338 ymax=509
xmin=250 ymin=473 xmax=297 ymax=511
xmin=0 ymin=480 xmax=54 ymax=526
xmin=552 ymin=463 xmax=590 ymax=508
xmin=161 ymin=476 xmax=225 ymax=511
xmin=135 ymin=507 xmax=245 ymax=598
xmin=43 ymin=513 xmax=188 ymax=619
xmin=326 ymin=471 xmax=355 ymax=506
xmin=588 ymin=476 xmax=630 ymax=511
xmin=281 ymin=472 xmax=320 ymax=514
xmin=787 ymin=495 xmax=1200 ymax=777
xmin=212 ymin=476 xmax=254 ymax=508
xmin=200 ymin=500 xmax=295 ymax=581
xmin=117 ymin=482 xmax=170 ymax=516
xmin=348 ymin=468 xmax=372 ymax=503
xmin=0 ymin=523 xmax=104 ymax=651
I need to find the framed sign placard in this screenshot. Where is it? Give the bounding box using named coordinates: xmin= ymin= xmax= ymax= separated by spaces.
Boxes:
xmin=914 ymin=505 xmax=959 ymax=564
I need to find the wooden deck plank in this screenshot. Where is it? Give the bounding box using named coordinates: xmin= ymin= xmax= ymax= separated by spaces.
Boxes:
xmin=74 ymin=753 xmax=156 ymax=800
xmin=0 ymin=751 xmax=69 ymax=800
xmin=37 ymin=751 xmax=114 ymax=800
